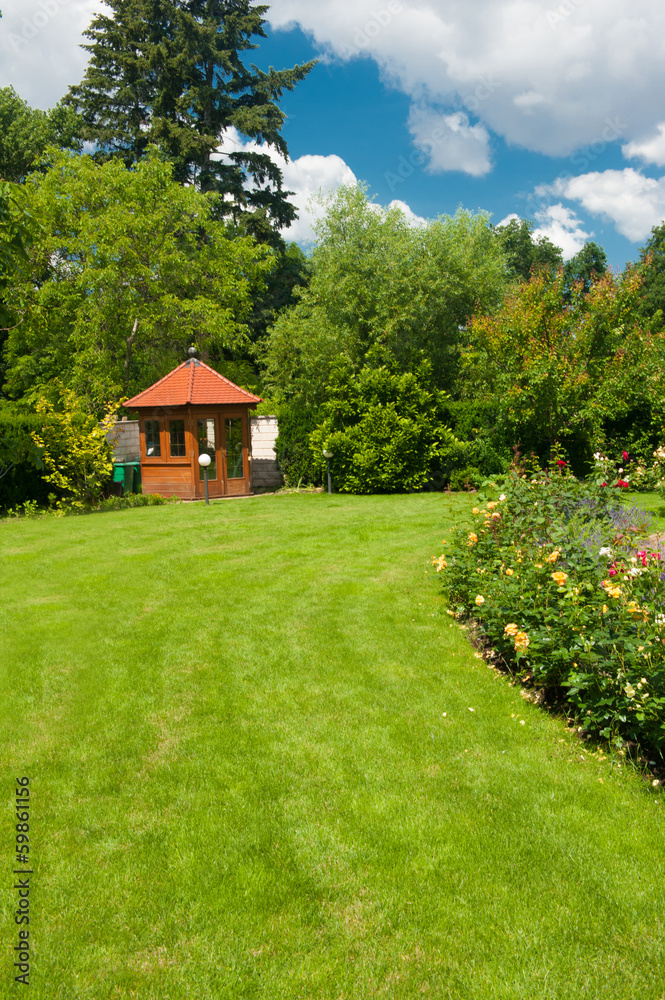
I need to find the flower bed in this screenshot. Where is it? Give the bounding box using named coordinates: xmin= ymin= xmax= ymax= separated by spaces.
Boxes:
xmin=435 ymin=470 xmax=665 ymax=756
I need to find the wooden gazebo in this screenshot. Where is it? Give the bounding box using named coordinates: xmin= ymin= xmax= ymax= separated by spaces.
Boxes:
xmin=124 ymin=354 xmax=262 ymax=500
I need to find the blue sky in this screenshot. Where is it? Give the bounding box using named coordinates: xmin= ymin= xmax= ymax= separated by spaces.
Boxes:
xmin=3 ymin=0 xmax=665 ymax=270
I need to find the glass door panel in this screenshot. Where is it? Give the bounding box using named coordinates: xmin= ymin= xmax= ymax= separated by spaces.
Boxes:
xmin=143 ymin=419 xmax=161 ymax=457
xmin=225 ymin=418 xmax=244 ymax=479
xmin=197 ymin=418 xmax=217 ymax=479
xmin=169 ymin=420 xmax=186 ymax=457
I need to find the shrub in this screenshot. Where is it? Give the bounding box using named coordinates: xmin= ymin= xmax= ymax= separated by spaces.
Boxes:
xmin=3 ymin=492 xmax=178 ymax=519
xmin=309 ymin=349 xmax=457 ymax=494
xmin=0 ymin=405 xmax=50 ymax=510
xmin=30 ymin=385 xmax=119 ymax=509
xmin=91 ymin=493 xmax=178 ymax=513
xmin=436 ymin=467 xmax=665 ymax=756
xmin=274 ymin=402 xmax=321 ymax=487
xmin=449 ymin=465 xmax=483 ymax=491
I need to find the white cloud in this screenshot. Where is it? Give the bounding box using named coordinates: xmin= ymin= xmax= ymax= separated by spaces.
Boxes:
xmin=280 ymin=153 xmax=358 ymax=242
xmin=268 ymin=0 xmax=665 ymax=162
xmin=623 ymin=124 xmax=665 ymax=167
xmin=532 ymin=203 xmax=590 ymax=259
xmin=544 ymin=169 xmax=665 ymax=242
xmin=220 ymin=130 xmax=428 ymax=241
xmin=408 ymin=107 xmax=492 ymax=177
xmin=220 ymin=128 xmax=358 ymax=243
xmin=387 ymin=199 xmax=427 ymax=226
xmin=497 ymin=213 xmax=520 ymax=227
xmin=0 ymin=0 xmax=99 ymax=109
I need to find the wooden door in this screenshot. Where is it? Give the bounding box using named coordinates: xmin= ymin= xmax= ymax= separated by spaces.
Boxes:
xmin=195 ymin=415 xmax=222 ymax=497
xmin=222 ymin=413 xmax=250 ymax=495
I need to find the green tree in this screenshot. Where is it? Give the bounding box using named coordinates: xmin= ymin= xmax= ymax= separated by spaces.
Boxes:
xmin=636 ymin=221 xmax=665 ymax=327
xmin=0 ymin=181 xmax=34 ymax=392
xmin=463 ymin=267 xmax=665 ymax=467
xmin=0 ymin=87 xmax=82 ymax=183
xmin=309 ymin=348 xmax=457 ymax=494
xmin=68 ymin=0 xmax=315 ymax=242
xmin=206 ymin=241 xmax=310 ymax=395
xmin=563 ymin=241 xmax=608 ymax=301
xmin=495 ymin=217 xmax=563 ymax=282
xmin=31 ymin=384 xmax=119 ymax=508
xmin=2 ymin=150 xmax=272 ymax=410
xmin=264 ymin=185 xmax=507 ymax=410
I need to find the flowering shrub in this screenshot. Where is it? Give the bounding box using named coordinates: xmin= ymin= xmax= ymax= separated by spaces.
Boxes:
xmin=436 ymin=469 xmax=665 ymax=756
xmin=593 ymin=447 xmax=665 ymax=493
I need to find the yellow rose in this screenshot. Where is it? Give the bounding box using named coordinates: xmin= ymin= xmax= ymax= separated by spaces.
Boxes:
xmin=514 ymin=631 xmax=529 ymax=652
xmin=551 ymin=571 xmax=568 ymax=586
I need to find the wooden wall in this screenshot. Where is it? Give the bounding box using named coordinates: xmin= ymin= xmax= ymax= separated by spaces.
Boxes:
xmin=140 ymin=462 xmax=197 ymax=500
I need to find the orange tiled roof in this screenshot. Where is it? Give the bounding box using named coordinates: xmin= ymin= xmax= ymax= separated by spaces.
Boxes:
xmin=124 ymin=360 xmax=262 ymax=408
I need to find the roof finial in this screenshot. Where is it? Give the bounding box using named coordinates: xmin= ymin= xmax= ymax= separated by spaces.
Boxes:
xmin=188 ymin=345 xmax=198 ymax=359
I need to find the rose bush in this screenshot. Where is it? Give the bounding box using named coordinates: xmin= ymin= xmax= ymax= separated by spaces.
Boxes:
xmin=436 ymin=465 xmax=665 ymax=756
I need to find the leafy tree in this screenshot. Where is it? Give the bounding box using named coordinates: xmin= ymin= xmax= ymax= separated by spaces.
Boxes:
xmin=636 ymin=221 xmax=665 ymax=326
xmin=563 ymin=241 xmax=608 ymax=300
xmin=308 ymin=348 xmax=457 ymax=494
xmin=2 ymin=150 xmax=272 ymax=410
xmin=30 ymin=385 xmax=119 ymax=508
xmin=263 ymin=185 xmax=508 ymax=410
xmin=0 ymin=405 xmax=44 ymax=484
xmin=463 ymin=267 xmax=665 ymax=468
xmin=495 ymin=217 xmax=563 ymax=282
xmin=0 ymin=181 xmax=34 ymax=392
xmin=208 ymin=240 xmax=310 ymax=392
xmin=0 ymin=87 xmax=82 ymax=183
xmin=68 ymin=0 xmax=315 ymax=242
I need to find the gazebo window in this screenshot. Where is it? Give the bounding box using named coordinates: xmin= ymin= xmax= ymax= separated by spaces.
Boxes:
xmin=226 ymin=418 xmax=244 ymax=478
xmin=197 ymin=418 xmax=217 ymax=479
xmin=143 ymin=419 xmax=161 ymax=457
xmin=169 ymin=420 xmax=186 ymax=457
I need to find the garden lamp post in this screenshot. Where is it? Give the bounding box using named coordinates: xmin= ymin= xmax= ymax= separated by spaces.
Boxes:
xmin=323 ymin=449 xmax=333 ymax=495
xmin=198 ymin=453 xmax=211 ymax=505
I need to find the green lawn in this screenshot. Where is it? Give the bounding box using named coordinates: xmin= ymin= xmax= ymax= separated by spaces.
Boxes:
xmin=2 ymin=492 xmax=665 ymax=999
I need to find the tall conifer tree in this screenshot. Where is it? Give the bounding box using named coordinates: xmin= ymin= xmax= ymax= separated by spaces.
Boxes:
xmin=68 ymin=0 xmax=315 ymax=242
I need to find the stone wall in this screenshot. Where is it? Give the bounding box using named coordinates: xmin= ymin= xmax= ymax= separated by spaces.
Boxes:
xmin=107 ymin=416 xmax=283 ymax=492
xmin=107 ymin=419 xmax=140 ymax=462
xmin=250 ymin=415 xmax=283 ymax=492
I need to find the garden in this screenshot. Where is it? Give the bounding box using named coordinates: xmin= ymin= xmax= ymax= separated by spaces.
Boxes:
xmin=2 ymin=491 xmax=665 ymax=999
xmin=436 ymin=451 xmax=665 ymax=763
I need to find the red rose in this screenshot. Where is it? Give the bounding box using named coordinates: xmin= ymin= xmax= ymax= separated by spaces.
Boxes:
xmin=622 ymin=451 xmax=629 ymax=461
xmin=556 ymin=459 xmax=566 ymax=467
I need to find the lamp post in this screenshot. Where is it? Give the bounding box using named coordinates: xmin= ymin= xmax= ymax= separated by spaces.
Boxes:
xmin=323 ymin=449 xmax=333 ymax=495
xmin=198 ymin=453 xmax=211 ymax=505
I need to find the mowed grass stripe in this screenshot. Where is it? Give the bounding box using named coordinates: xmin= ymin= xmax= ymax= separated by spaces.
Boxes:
xmin=1 ymin=493 xmax=664 ymax=999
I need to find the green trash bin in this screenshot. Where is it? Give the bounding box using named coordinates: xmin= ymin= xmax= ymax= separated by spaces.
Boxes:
xmin=130 ymin=462 xmax=141 ymax=494
xmin=111 ymin=464 xmax=125 ymax=496
xmin=122 ymin=464 xmax=135 ymax=495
